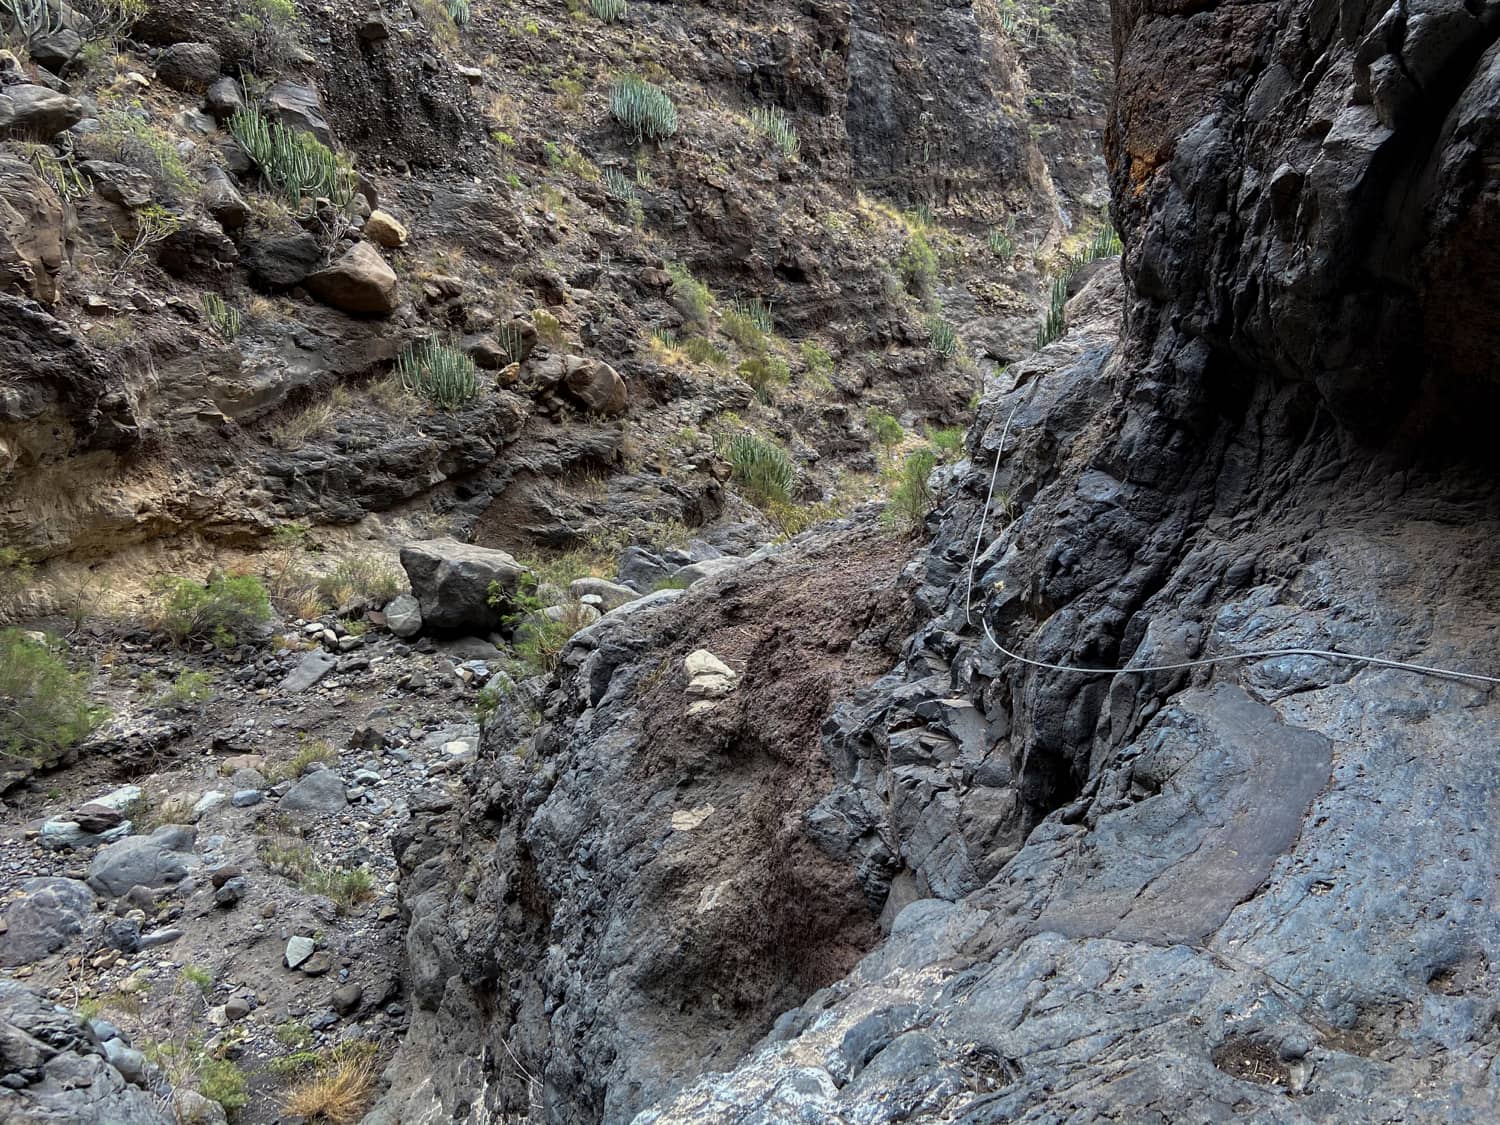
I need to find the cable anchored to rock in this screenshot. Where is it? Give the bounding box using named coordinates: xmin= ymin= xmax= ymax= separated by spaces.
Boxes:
xmin=964 ymin=393 xmax=1500 ymax=687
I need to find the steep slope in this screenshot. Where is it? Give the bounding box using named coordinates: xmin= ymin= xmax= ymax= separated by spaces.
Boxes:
xmin=384 ymin=1 xmax=1500 ymax=1122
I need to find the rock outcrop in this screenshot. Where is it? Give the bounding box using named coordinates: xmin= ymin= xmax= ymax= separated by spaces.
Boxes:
xmin=380 ymin=1 xmax=1500 ymax=1122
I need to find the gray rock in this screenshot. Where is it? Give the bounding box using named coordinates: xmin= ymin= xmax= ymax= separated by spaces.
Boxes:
xmin=670 ymin=556 xmax=745 ymax=587
xmin=0 ymin=878 xmax=96 ymax=967
xmin=279 ymin=769 xmax=347 ymax=815
xmin=0 ymin=981 xmax=168 ymax=1121
xmin=280 ymin=649 xmax=336 ymax=693
xmin=331 ymin=982 xmax=363 ymax=1016
xmin=223 ymin=996 xmax=250 ymax=1021
xmin=264 ymin=80 xmax=333 ymax=144
xmin=400 ymin=537 xmax=527 ymax=635
xmin=0 ymin=84 xmax=84 ymax=137
xmin=201 ymin=166 xmax=248 ymax=230
xmin=567 ymin=577 xmax=641 ymax=612
xmin=230 ymin=789 xmax=264 ymax=808
xmin=204 ymin=76 xmax=243 ymax=120
xmin=87 ymin=826 xmax=197 ymax=897
xmin=384 ymin=593 xmax=423 ymax=637
xmin=213 ymin=876 xmax=247 ymax=907
xmin=79 ymin=160 xmax=153 ymax=207
xmin=102 ymin=1038 xmax=147 ymax=1085
xmin=284 ymin=935 xmax=314 ymax=969
xmin=136 ymin=927 xmax=183 ymax=949
xmin=155 ymin=42 xmax=220 ymax=90
xmin=617 ymin=545 xmax=671 ymax=591
xmin=242 ymin=229 xmax=322 ymax=288
xmin=27 ymin=29 xmax=82 ymax=72
xmin=102 ymin=918 xmax=141 ymax=953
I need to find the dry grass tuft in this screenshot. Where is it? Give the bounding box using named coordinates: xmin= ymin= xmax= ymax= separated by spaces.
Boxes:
xmin=282 ymin=1050 xmax=378 ymax=1123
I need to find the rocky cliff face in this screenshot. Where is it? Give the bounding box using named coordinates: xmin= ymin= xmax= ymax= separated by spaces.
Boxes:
xmin=383 ymin=1 xmax=1500 ymax=1121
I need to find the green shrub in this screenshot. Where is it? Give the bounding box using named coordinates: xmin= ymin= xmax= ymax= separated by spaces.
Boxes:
xmin=315 ymin=555 xmax=403 ymax=610
xmin=396 ymin=339 xmax=480 ymax=409
xmin=230 ymin=106 xmax=357 ymax=214
xmin=201 ymin=294 xmax=242 ymax=342
xmin=748 ymin=105 xmax=799 ymax=159
xmin=86 ymin=108 xmax=194 ymax=199
xmin=304 ymin=864 xmax=376 ymax=912
xmin=179 ymin=965 xmax=213 ymax=994
xmin=603 ymin=167 xmax=636 ymax=203
xmin=737 ymin=355 xmax=790 ymax=403
xmin=866 ymin=408 xmax=902 ymax=449
xmin=986 ymin=224 xmax=1014 ymax=259
xmin=199 ymin=1057 xmax=249 ymax=1111
xmin=720 ymin=431 xmax=794 ymax=506
xmin=231 ymin=0 xmax=299 ymax=71
xmin=154 ymin=574 xmax=273 ymax=649
xmin=723 ymin=310 xmax=767 ymax=353
xmin=589 ymin=0 xmax=626 ymax=20
xmin=160 ymin=670 xmax=215 ymax=710
xmin=800 ymin=341 xmax=833 ymax=381
xmin=1034 ymin=274 xmax=1069 ymax=349
xmin=681 ymin=336 xmax=729 ymax=368
xmin=898 ymin=230 xmax=938 ymax=298
xmin=666 ymin=263 xmax=712 ymax=329
xmin=926 ymin=316 xmax=958 ymax=359
xmin=610 ymin=75 xmax=678 ymax=144
xmin=883 ymin=448 xmax=939 ymax=537
xmin=0 ymin=630 xmax=106 ymax=767
xmin=927 ymin=426 xmax=965 ymax=458
xmin=444 ymin=0 xmax=472 ymax=25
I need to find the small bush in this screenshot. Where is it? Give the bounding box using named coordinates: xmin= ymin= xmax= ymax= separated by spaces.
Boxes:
xmin=866 ymin=409 xmax=903 ymax=449
xmin=666 ymin=263 xmax=713 ymax=329
xmin=986 ymin=225 xmax=1014 ymax=259
xmin=0 ymin=630 xmax=105 ymax=767
xmin=265 ymin=739 xmax=336 ymax=784
xmin=315 ymin=556 xmax=403 ymax=611
xmin=160 ymin=670 xmax=215 ymax=710
xmin=737 ymin=354 xmax=789 ymax=403
xmin=304 ymin=865 xmax=376 ymax=912
xmin=281 ymin=1044 xmax=378 ymax=1123
xmin=1034 ymin=274 xmax=1069 ymax=349
xmin=230 ymin=106 xmax=357 ymax=215
xmin=610 ymin=75 xmax=678 ymax=144
xmin=396 ymin=339 xmax=480 ymax=410
xmin=883 ymin=448 xmax=939 ymax=537
xmin=603 ymin=167 xmax=636 ymax=204
xmin=201 ymin=294 xmax=242 ymax=342
xmin=154 ymin=574 xmax=273 ymax=649
xmin=589 ymin=0 xmax=626 ymax=21
xmin=199 ymin=1057 xmax=249 ymax=1112
xmin=444 ymin=0 xmax=472 ymax=25
xmin=898 ymin=231 xmax=938 ymax=299
xmin=721 ymin=432 xmax=795 ymax=507
xmin=180 ymin=965 xmax=213 ymax=994
xmin=800 ymin=341 xmax=832 ymax=373
xmin=231 ymin=0 xmax=300 ymax=71
xmin=87 ymin=107 xmax=194 ymax=199
xmin=748 ymin=105 xmax=799 ymax=159
xmin=723 ymin=309 xmax=767 ymax=353
xmin=927 ymin=426 xmax=966 ymax=458
xmin=926 ymin=316 xmax=958 ymax=359
xmin=681 ymin=335 xmax=729 ymax=368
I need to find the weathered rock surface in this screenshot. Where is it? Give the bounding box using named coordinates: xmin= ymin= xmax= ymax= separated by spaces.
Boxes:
xmin=87 ymin=826 xmax=197 ymax=897
xmin=0 ymin=981 xmax=168 ymax=1123
xmin=0 ymin=85 xmax=83 ymax=138
xmin=154 ymin=42 xmax=220 ymax=91
xmin=378 ymin=1 xmax=1500 ymax=1122
xmin=304 ymin=240 xmax=399 ymax=315
xmin=0 ymin=160 xmax=65 ymax=303
xmin=0 ymin=879 xmax=96 ymax=967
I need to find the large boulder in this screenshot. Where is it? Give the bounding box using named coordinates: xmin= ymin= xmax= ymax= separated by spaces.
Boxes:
xmin=400 ymin=537 xmax=527 ymax=634
xmin=155 ymin=42 xmax=220 ymax=91
xmin=86 ymin=825 xmax=197 ymax=897
xmin=0 ymin=159 xmax=65 ymax=302
xmin=0 ymin=879 xmax=96 ymax=966
xmin=0 ymin=85 xmax=84 ymax=138
xmin=568 ymin=576 xmax=641 ymax=612
xmin=305 ymin=241 xmax=398 ymax=315
xmin=561 ymin=356 xmax=628 ymax=415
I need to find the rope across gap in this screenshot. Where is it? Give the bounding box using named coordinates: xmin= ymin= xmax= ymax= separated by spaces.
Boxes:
xmin=962 ymin=393 xmax=1500 ymax=687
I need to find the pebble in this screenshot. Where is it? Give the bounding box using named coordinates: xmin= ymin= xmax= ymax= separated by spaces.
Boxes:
xmin=285 ymin=935 xmax=315 ymax=970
